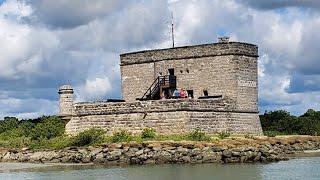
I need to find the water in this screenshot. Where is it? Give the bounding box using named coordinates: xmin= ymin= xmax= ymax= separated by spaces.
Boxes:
xmin=0 ymin=157 xmax=319 ymax=180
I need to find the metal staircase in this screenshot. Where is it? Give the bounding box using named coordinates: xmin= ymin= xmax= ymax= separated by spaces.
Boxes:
xmin=137 ymin=75 xmax=176 ymax=101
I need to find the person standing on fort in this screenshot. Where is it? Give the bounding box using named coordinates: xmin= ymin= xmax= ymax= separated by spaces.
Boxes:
xmin=184 ymin=89 xmax=188 ymax=98
xmin=173 ymin=88 xmax=180 ymax=98
xmin=160 ymin=91 xmax=166 ymax=100
xmin=180 ymin=88 xmax=186 ymax=98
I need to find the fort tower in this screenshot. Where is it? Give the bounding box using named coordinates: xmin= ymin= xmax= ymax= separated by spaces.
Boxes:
xmin=58 ymin=85 xmax=74 ymax=119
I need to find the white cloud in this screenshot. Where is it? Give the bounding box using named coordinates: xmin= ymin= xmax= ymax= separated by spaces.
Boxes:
xmin=0 ymin=97 xmax=58 ymax=119
xmin=0 ymin=0 xmax=32 ymax=19
xmin=81 ymin=77 xmax=112 ymax=101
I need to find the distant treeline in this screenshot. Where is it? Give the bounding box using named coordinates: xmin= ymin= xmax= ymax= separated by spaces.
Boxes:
xmin=260 ymin=109 xmax=320 ymax=136
xmin=0 ymin=116 xmax=66 ymax=149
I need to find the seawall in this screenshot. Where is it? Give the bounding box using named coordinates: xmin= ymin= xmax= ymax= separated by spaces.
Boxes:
xmin=1 ymin=136 xmax=319 ymax=165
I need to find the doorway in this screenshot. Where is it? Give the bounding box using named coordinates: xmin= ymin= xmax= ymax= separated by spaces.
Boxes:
xmin=168 ymin=68 xmax=175 ymax=76
xmin=187 ymin=90 xmax=194 ymax=98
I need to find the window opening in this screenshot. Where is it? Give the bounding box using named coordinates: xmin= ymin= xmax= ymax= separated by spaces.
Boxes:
xmin=203 ymin=90 xmax=208 ymax=97
xmin=168 ymin=68 xmax=175 ymax=76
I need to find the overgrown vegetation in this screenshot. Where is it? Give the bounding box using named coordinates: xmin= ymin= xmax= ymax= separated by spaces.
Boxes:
xmin=218 ymin=131 xmax=231 ymax=139
xmin=111 ymin=130 xmax=133 ymax=143
xmin=0 ymin=109 xmax=319 ymax=149
xmin=244 ymin=133 xmax=255 ymax=139
xmin=263 ymin=131 xmax=278 ymax=137
xmin=141 ymin=128 xmax=156 ymax=140
xmin=260 ymin=109 xmax=320 ymax=136
xmin=187 ymin=128 xmax=210 ymax=141
xmin=71 ymin=128 xmax=105 ymax=146
xmin=0 ymin=116 xmax=66 ymax=149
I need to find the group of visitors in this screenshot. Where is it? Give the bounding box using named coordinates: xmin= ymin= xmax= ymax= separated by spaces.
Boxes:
xmin=173 ymin=88 xmax=188 ymax=98
xmin=161 ymin=88 xmax=190 ymax=99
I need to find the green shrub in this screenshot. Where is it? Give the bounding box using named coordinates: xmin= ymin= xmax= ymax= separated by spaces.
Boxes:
xmin=244 ymin=133 xmax=255 ymax=139
xmin=0 ymin=129 xmax=23 ymax=140
xmin=187 ymin=128 xmax=210 ymax=141
xmin=28 ymin=137 xmax=51 ymax=149
xmin=111 ymin=130 xmax=132 ymax=143
xmin=16 ymin=121 xmax=34 ymax=137
xmin=71 ymin=128 xmax=105 ymax=147
xmin=0 ymin=117 xmax=19 ymax=133
xmin=30 ymin=116 xmax=65 ymax=140
xmin=218 ymin=131 xmax=231 ymax=139
xmin=47 ymin=136 xmax=72 ymax=149
xmin=264 ymin=130 xmax=278 ymax=137
xmin=141 ymin=128 xmax=156 ymax=139
xmin=0 ymin=136 xmax=32 ymax=148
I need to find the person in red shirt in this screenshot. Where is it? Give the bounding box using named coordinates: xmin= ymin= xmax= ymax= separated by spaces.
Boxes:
xmin=180 ymin=88 xmax=186 ymax=98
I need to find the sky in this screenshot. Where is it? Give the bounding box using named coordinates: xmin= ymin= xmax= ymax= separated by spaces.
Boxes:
xmin=0 ymin=0 xmax=320 ymax=119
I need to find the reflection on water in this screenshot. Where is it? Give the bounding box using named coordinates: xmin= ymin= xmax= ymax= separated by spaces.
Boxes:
xmin=0 ymin=157 xmax=319 ymax=180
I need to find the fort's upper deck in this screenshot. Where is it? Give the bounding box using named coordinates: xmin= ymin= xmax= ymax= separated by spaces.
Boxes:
xmin=120 ymin=42 xmax=258 ymax=66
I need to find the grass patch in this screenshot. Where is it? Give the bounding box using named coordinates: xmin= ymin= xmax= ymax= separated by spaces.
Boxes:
xmin=71 ymin=128 xmax=105 ymax=146
xmin=187 ymin=128 xmax=210 ymax=141
xmin=244 ymin=133 xmax=255 ymax=139
xmin=154 ymin=134 xmax=188 ymax=141
xmin=264 ymin=130 xmax=279 ymax=137
xmin=218 ymin=131 xmax=231 ymax=139
xmin=111 ymin=130 xmax=133 ymax=143
xmin=141 ymin=128 xmax=156 ymax=140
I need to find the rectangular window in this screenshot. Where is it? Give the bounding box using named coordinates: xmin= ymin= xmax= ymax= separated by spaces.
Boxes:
xmin=203 ymin=90 xmax=208 ymax=97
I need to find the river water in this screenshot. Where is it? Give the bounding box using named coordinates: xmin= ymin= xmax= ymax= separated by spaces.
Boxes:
xmin=0 ymin=157 xmax=319 ymax=180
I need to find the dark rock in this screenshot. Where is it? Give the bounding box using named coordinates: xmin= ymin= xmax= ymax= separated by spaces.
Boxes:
xmin=181 ymin=156 xmax=191 ymax=163
xmin=130 ymin=157 xmax=141 ymax=164
xmin=253 ymin=152 xmax=261 ymax=162
xmin=93 ymin=153 xmax=104 ymax=163
xmin=135 ymin=150 xmax=144 ymax=156
xmin=203 ymin=152 xmax=221 ymax=163
xmin=222 ymin=150 xmax=232 ymax=158
xmin=224 ymin=157 xmax=240 ymax=163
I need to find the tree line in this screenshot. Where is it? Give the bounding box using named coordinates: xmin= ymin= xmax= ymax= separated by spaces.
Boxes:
xmin=260 ymin=109 xmax=320 ymax=136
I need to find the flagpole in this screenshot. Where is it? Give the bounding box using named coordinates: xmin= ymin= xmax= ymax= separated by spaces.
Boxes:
xmin=171 ymin=11 xmax=175 ymax=48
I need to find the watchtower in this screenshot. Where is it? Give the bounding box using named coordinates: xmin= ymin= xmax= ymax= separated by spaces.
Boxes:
xmin=58 ymin=84 xmax=74 ymax=119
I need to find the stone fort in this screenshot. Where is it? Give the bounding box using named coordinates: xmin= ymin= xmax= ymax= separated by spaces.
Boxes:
xmin=59 ymin=38 xmax=263 ymax=135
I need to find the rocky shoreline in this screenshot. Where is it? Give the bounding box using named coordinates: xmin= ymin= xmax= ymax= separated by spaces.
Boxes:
xmin=1 ymin=136 xmax=319 ymax=165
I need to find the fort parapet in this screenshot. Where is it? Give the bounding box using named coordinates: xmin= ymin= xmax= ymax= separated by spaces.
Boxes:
xmin=120 ymin=42 xmax=258 ymax=65
xmin=65 ymin=98 xmax=261 ymax=135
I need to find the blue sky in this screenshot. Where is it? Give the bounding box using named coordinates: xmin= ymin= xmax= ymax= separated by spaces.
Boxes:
xmin=0 ymin=0 xmax=320 ymax=119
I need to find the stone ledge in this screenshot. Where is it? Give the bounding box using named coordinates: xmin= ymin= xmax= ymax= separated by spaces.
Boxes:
xmin=75 ymin=109 xmax=259 ymax=117
xmin=73 ymin=98 xmax=244 ymax=116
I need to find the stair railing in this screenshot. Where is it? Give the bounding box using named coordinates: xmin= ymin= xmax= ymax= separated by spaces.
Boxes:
xmin=139 ymin=75 xmax=176 ymax=100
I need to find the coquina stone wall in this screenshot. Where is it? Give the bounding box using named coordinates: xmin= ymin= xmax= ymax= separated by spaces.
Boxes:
xmin=65 ymin=98 xmax=262 ymax=135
